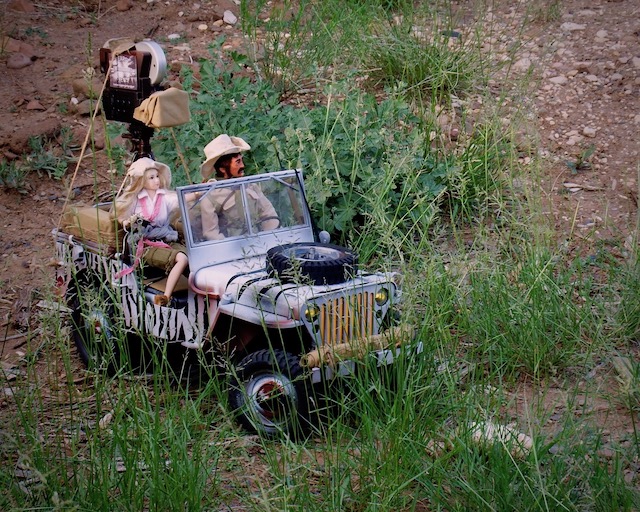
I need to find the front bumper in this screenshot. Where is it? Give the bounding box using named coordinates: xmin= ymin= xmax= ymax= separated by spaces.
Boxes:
xmin=308 ymin=339 xmax=424 ymax=384
xmin=299 ymin=324 xmax=421 ymax=384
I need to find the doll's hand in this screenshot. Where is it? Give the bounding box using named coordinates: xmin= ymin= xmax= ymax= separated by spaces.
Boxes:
xmin=123 ymin=214 xmax=145 ymax=230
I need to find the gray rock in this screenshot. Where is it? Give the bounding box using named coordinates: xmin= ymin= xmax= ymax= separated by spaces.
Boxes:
xmin=73 ymin=99 xmax=101 ymax=116
xmin=26 ymin=100 xmax=45 ymax=111
xmin=6 ymin=53 xmax=33 ymax=69
xmin=115 ymin=0 xmax=132 ymax=11
xmin=71 ymin=77 xmax=103 ymax=100
xmin=560 ymin=22 xmax=586 ymax=31
xmin=575 ymin=61 xmax=592 ymax=73
xmin=223 ymin=10 xmax=237 ymax=25
xmin=7 ymin=0 xmax=35 ymax=13
xmin=566 ymin=135 xmax=582 ymax=146
xmin=513 ymin=57 xmax=532 ymax=72
xmin=549 ymin=75 xmax=568 ymax=85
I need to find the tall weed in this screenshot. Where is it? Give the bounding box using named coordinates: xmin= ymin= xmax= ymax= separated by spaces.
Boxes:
xmin=459 ymin=249 xmax=597 ymax=380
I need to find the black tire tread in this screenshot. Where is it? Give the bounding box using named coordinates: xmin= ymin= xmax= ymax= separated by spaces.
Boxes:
xmin=229 ymin=349 xmax=310 ymax=436
xmin=266 ymin=242 xmax=357 ymax=285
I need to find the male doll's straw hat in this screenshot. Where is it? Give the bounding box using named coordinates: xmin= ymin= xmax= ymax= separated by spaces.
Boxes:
xmin=200 ymin=134 xmax=251 ymax=180
xmin=126 ymin=157 xmax=172 ymax=187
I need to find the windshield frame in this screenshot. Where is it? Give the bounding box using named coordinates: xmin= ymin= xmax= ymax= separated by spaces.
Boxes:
xmin=177 ymin=169 xmax=315 ymax=270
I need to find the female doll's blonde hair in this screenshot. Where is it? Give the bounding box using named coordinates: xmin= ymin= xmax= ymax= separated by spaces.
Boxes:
xmin=111 ymin=157 xmax=172 ymax=222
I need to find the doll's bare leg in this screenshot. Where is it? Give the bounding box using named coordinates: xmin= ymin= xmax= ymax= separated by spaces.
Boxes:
xmin=154 ymin=252 xmax=188 ymax=306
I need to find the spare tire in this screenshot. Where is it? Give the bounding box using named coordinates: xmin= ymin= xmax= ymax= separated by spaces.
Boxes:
xmin=266 ymin=242 xmax=358 ymax=285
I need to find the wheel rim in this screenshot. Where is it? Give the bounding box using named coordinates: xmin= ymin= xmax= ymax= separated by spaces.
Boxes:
xmin=78 ymin=302 xmax=117 ymax=366
xmin=246 ymin=372 xmax=297 ymax=428
xmin=84 ymin=308 xmax=113 ymax=341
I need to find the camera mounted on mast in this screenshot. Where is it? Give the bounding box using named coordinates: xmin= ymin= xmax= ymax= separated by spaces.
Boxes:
xmin=99 ymin=39 xmax=168 ymax=160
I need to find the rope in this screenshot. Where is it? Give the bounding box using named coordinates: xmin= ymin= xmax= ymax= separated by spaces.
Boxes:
xmin=56 ymin=58 xmax=113 ymax=232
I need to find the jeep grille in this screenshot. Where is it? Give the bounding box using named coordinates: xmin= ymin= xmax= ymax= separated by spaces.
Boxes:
xmin=318 ymin=292 xmax=376 ymax=346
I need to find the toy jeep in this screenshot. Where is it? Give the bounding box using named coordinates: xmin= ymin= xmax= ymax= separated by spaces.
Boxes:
xmin=53 ymin=168 xmax=415 ymax=435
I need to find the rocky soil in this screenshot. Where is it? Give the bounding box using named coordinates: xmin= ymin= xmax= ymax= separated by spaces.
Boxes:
xmin=530 ymin=2 xmax=639 ymax=254
xmin=0 ymin=0 xmax=638 ymax=478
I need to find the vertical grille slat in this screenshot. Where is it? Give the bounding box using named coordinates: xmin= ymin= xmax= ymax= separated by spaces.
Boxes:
xmin=318 ymin=292 xmax=376 ymax=346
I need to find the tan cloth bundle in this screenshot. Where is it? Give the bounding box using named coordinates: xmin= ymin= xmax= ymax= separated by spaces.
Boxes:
xmin=133 ymin=87 xmax=191 ymax=128
xmin=300 ymin=324 xmax=416 ymax=368
xmin=61 ymin=205 xmax=124 ymax=253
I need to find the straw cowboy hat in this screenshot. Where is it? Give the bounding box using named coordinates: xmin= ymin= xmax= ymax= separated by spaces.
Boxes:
xmin=126 ymin=157 xmax=172 ymax=187
xmin=200 ymin=134 xmax=251 ymax=180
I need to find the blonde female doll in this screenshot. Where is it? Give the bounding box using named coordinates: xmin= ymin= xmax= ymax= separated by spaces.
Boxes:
xmin=111 ymin=157 xmax=187 ymax=306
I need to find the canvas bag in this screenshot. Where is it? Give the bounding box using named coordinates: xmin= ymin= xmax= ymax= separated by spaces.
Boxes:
xmin=133 ymin=87 xmax=190 ymax=128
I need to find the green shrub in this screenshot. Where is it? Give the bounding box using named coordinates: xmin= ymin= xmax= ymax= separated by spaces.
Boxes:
xmin=156 ymin=43 xmax=505 ymax=258
xmin=0 ymin=159 xmax=30 ymax=192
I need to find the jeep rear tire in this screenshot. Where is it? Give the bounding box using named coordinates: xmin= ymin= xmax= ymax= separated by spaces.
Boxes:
xmin=229 ymin=349 xmax=312 ymax=437
xmin=266 ymin=242 xmax=357 ymax=285
xmin=68 ymin=281 xmax=122 ymax=374
xmin=67 ymin=274 xmax=148 ymax=375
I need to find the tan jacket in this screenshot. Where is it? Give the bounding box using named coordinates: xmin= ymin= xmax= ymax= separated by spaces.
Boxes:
xmin=200 ymin=184 xmax=278 ymax=240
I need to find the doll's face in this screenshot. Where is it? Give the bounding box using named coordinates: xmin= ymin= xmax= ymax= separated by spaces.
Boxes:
xmin=218 ymin=153 xmax=245 ymax=179
xmin=227 ymin=154 xmax=245 ymax=177
xmin=144 ymin=169 xmax=161 ymax=191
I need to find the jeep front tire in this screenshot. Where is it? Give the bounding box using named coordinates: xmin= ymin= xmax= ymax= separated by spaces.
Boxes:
xmin=229 ymin=349 xmax=312 ymax=437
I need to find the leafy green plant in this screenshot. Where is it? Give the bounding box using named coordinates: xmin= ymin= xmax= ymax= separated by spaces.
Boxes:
xmin=25 ymin=133 xmax=70 ymax=180
xmin=0 ymin=159 xmax=30 ymax=192
xmin=159 ymin=44 xmax=504 ymax=258
xmin=565 ymin=144 xmax=596 ymax=174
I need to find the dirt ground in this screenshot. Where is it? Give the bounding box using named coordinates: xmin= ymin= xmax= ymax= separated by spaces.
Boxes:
xmin=0 ymin=0 xmax=638 ymax=472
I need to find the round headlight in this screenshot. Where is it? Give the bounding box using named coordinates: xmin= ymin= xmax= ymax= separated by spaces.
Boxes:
xmin=374 ymin=288 xmax=390 ymax=306
xmin=304 ymin=304 xmax=320 ymax=322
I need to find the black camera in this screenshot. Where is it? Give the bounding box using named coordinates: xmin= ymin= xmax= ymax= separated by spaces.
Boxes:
xmin=99 ymin=40 xmax=167 ymax=123
xmin=99 ymin=40 xmax=167 ymax=158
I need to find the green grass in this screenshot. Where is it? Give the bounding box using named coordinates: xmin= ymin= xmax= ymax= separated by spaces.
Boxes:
xmin=4 ymin=286 xmax=640 ymax=509
xmin=2 ymin=0 xmax=640 ymax=510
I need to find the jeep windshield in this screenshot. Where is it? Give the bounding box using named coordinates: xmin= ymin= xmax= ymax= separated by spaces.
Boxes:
xmin=177 ymin=169 xmax=316 ymax=269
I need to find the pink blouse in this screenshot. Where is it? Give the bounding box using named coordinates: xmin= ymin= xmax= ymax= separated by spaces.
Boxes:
xmin=129 ymin=188 xmax=179 ymax=226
